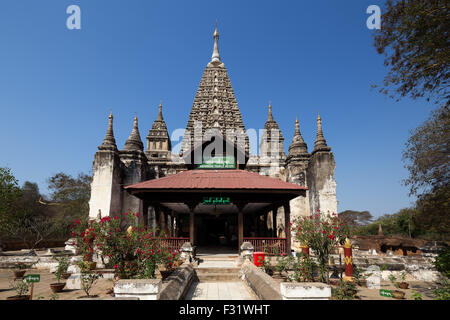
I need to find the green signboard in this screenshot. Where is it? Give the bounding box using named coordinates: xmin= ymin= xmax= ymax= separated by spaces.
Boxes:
xmin=25 ymin=274 xmax=40 ymax=283
xmin=379 ymin=289 xmax=392 ymax=297
xmin=198 ymin=156 xmax=235 ymax=169
xmin=202 ymin=197 xmax=231 ymax=205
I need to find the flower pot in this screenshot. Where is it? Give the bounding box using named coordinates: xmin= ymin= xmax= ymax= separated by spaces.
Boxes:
xmin=392 ymin=290 xmax=405 ymax=299
xmin=50 ymin=282 xmax=66 ymax=293
xmin=13 ymin=270 xmax=26 ymax=279
xmin=88 ymin=262 xmax=97 ymax=270
xmin=61 ymin=272 xmax=71 ymax=279
xmin=7 ymin=295 xmax=30 ymax=300
xmin=398 ymin=282 xmax=409 ymax=289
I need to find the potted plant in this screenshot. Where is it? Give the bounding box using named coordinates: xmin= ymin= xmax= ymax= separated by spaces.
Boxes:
xmin=12 ymin=262 xmax=28 ymax=279
xmin=7 ymin=279 xmax=30 ymax=300
xmin=397 ymin=271 xmax=409 ymax=289
xmin=353 ymin=266 xmax=371 ymax=288
xmin=50 ymin=256 xmax=69 ymax=293
xmin=388 ymin=274 xmax=405 ymax=299
xmin=76 ymin=261 xmax=103 ymax=298
xmin=54 ymin=254 xmax=71 ymax=279
xmin=275 ymin=254 xmax=293 ymax=279
xmin=331 ymin=279 xmax=358 ymax=300
xmin=388 ymin=274 xmax=399 ymax=288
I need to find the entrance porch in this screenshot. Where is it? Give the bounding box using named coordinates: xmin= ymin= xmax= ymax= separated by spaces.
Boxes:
xmin=125 ymin=169 xmax=307 ymax=254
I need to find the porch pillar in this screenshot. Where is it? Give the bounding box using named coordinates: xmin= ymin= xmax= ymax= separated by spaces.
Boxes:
xmin=256 ymin=213 xmax=262 ymax=237
xmin=174 ymin=213 xmax=179 ymax=237
xmin=186 ymin=202 xmax=196 ymax=245
xmin=154 ymin=205 xmax=161 ymax=234
xmin=264 ymin=211 xmax=269 ymax=237
xmin=142 ymin=201 xmax=149 ymax=228
xmin=160 ymin=210 xmax=167 ymax=236
xmin=272 ymin=205 xmax=278 ymax=238
xmin=251 ymin=213 xmax=257 ymax=237
xmin=283 ymin=202 xmax=291 ymax=255
xmin=236 ymin=202 xmax=246 ymax=251
xmin=167 ymin=213 xmax=172 ymax=236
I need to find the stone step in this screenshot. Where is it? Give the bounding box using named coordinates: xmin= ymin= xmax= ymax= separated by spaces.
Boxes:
xmin=194 ymin=273 xmax=241 ymax=282
xmin=195 ymin=267 xmax=241 ymax=274
xmin=198 ymin=257 xmax=238 ymax=261
xmin=194 ymin=267 xmax=241 ymax=282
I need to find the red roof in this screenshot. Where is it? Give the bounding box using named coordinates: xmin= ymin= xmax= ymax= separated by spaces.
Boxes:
xmin=125 ymin=169 xmax=307 ymax=192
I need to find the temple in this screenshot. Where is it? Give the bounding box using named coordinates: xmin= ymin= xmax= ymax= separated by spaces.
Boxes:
xmin=88 ymin=26 xmax=338 ymax=253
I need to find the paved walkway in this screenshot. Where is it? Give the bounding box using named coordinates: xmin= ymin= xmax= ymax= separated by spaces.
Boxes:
xmin=185 ymin=281 xmax=258 ymax=300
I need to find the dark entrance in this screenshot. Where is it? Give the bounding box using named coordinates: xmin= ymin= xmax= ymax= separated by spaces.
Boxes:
xmin=196 ymin=214 xmax=238 ymax=248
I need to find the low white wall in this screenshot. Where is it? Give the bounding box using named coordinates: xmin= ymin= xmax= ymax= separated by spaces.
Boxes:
xmin=280 ymin=282 xmax=331 ymax=300
xmin=114 ymin=279 xmax=162 ymax=300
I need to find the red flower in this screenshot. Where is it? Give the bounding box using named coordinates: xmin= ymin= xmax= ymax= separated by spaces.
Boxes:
xmin=114 ymin=264 xmax=118 ymax=269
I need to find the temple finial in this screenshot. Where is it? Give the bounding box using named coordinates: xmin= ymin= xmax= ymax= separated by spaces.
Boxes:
xmin=288 ymin=116 xmax=308 ymax=157
xmin=99 ymin=111 xmax=118 ymax=151
xmin=157 ymin=101 xmax=164 ymax=121
xmin=313 ymin=112 xmax=331 ymax=153
xmin=123 ymin=115 xmax=143 ymax=151
xmin=211 ymin=22 xmax=221 ymax=62
xmin=267 ymin=101 xmax=274 ymax=122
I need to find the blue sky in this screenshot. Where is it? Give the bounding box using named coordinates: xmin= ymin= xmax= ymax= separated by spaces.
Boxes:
xmin=0 ymin=0 xmax=434 ymax=218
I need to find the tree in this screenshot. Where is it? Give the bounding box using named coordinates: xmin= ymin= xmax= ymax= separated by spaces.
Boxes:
xmin=373 ymin=0 xmax=449 ymax=104
xmin=339 ymin=210 xmax=374 ymax=228
xmin=402 ymin=106 xmax=449 ymax=195
xmin=0 ymin=167 xmax=22 ymax=235
xmin=47 ymin=172 xmax=92 ymax=236
xmin=355 ymin=208 xmax=417 ymax=237
xmin=413 ymin=186 xmax=450 ymax=239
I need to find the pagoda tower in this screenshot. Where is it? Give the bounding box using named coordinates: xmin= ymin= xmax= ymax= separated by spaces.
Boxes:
xmin=181 ymin=25 xmax=249 ymax=161
xmin=89 ymin=112 xmax=123 ymax=219
xmin=119 ymin=116 xmax=149 ymax=221
xmin=306 ymin=114 xmax=338 ymax=216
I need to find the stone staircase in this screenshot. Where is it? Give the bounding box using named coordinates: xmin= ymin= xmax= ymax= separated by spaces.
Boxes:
xmin=194 ymin=254 xmax=242 ymax=282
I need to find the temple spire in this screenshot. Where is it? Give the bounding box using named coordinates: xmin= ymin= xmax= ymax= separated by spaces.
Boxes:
xmin=267 ymin=102 xmax=274 ymax=122
xmin=123 ymin=115 xmax=144 ymax=151
xmin=211 ymin=23 xmax=221 ymax=63
xmin=99 ymin=111 xmax=118 ymax=151
xmin=288 ymin=116 xmax=308 ymax=157
xmin=157 ymin=101 xmax=164 ymax=121
xmin=312 ymin=113 xmax=331 ymax=153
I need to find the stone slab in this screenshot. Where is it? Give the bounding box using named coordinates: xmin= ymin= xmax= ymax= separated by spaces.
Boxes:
xmin=280 ymin=282 xmax=331 ymax=300
xmin=114 ymin=279 xmax=162 ymax=300
xmin=66 ymin=273 xmax=81 ymax=290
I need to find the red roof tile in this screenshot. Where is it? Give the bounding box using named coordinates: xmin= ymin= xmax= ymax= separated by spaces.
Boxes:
xmin=125 ymin=169 xmax=307 ymax=192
